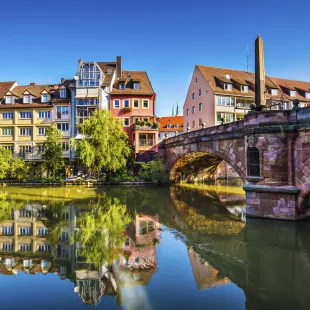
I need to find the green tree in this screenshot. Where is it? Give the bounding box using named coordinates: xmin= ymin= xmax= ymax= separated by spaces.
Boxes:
xmin=73 ymin=109 xmax=131 ymax=176
xmin=139 ymin=159 xmax=169 ymax=185
xmin=7 ymin=157 xmax=29 ymax=180
xmin=74 ymin=194 xmax=132 ymax=266
xmin=41 ymin=124 xmax=64 ymax=178
xmin=0 ymin=148 xmax=11 ymax=179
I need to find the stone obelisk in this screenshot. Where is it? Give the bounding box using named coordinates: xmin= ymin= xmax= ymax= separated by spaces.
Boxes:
xmin=255 ymin=34 xmax=265 ymax=110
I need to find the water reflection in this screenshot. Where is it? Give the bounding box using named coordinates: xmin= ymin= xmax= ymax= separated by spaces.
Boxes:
xmin=0 ymin=185 xmax=310 ymax=309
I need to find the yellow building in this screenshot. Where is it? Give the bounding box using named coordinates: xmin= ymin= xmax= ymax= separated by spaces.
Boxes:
xmin=0 ymin=81 xmax=71 ymax=160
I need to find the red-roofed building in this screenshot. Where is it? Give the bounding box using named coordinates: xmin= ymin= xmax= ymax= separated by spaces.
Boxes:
xmin=158 ymin=116 xmax=183 ymax=139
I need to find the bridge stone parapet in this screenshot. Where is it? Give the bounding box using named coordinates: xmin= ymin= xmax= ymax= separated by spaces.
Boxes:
xmin=159 ymin=108 xmax=310 ymax=220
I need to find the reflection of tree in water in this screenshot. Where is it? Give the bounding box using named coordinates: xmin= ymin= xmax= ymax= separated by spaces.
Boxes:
xmin=0 ymin=194 xmax=23 ymax=222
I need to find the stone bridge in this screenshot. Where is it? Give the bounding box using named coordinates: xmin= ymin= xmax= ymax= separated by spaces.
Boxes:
xmin=159 ymin=108 xmax=310 ymax=220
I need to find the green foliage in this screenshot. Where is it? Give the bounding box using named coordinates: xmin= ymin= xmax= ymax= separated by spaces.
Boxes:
xmin=7 ymin=157 xmax=30 ymax=180
xmin=0 ymin=148 xmax=11 ymax=179
xmin=73 ymin=109 xmax=131 ymax=175
xmin=139 ymin=160 xmax=169 ymax=185
xmin=152 ymin=122 xmax=159 ymax=129
xmin=74 ymin=194 xmax=132 ymax=265
xmin=0 ymin=194 xmax=23 ymax=221
xmin=41 ymin=124 xmax=64 ymax=178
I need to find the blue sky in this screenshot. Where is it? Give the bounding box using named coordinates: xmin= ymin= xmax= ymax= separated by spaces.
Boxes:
xmin=0 ymin=0 xmax=309 ymax=116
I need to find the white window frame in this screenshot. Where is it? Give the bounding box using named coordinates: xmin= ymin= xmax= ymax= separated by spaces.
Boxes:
xmin=305 ymin=92 xmax=310 ymax=99
xmin=133 ymin=99 xmax=140 ymax=108
xmin=56 ymin=106 xmax=69 ymax=119
xmin=2 ymin=128 xmax=13 ymax=136
xmin=119 ymin=83 xmax=125 ymax=90
xmin=19 ymin=128 xmax=32 ymax=136
xmin=20 ymin=111 xmax=32 ymax=119
xmin=134 ymin=82 xmax=140 ymax=90
xmin=224 ymin=83 xmax=232 ymax=91
xmin=167 ymin=124 xmax=171 ymax=129
xmin=38 ymin=111 xmax=51 ymax=119
xmin=23 ymin=95 xmax=30 ymax=103
xmin=123 ymin=117 xmax=130 ymax=127
xmin=271 ymin=89 xmax=278 ymax=96
xmin=5 ymin=96 xmax=12 ymax=104
xmin=241 ymin=85 xmax=248 ymax=93
xmin=57 ymin=123 xmax=69 ymax=132
xmin=2 ymin=112 xmax=14 ymax=120
xmin=38 ymin=127 xmax=46 ymax=136
xmin=123 ymin=99 xmax=130 ymax=108
xmin=41 ymin=94 xmax=49 ymax=103
xmin=290 ymin=90 xmax=296 ymax=97
xmin=60 ymin=88 xmax=66 ymax=98
xmin=61 ymin=142 xmax=69 ymax=151
xmin=173 ymin=124 xmax=178 ymax=128
xmin=114 ymin=99 xmax=120 ymax=109
xmin=142 ymin=99 xmax=149 ymax=109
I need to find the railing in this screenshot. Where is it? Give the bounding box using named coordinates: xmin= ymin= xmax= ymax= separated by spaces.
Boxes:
xmin=139 ymin=139 xmax=154 ymax=146
xmin=23 ymin=153 xmax=42 ymax=160
xmin=132 ymin=124 xmax=159 ymax=131
xmin=236 ymin=102 xmax=252 ymax=109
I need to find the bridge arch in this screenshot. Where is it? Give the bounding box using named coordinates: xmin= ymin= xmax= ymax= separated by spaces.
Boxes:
xmin=169 ymin=151 xmax=246 ymax=183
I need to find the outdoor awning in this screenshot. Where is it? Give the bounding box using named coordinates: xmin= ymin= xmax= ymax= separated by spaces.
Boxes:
xmin=75 ymin=88 xmax=87 ymax=99
xmin=87 ymin=88 xmax=99 ymax=98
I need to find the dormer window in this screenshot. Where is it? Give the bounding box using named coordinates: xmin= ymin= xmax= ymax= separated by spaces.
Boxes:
xmin=241 ymin=85 xmax=248 ymax=93
xmin=224 ymin=83 xmax=232 ymax=91
xmin=23 ymin=95 xmax=30 ymax=104
xmin=60 ymin=89 xmax=66 ymax=98
xmin=290 ymin=90 xmax=296 ymax=97
xmin=134 ymin=82 xmax=140 ymax=90
xmin=167 ymin=124 xmax=171 ymax=129
xmin=5 ymin=96 xmax=12 ymax=104
xmin=306 ymin=92 xmax=310 ymax=99
xmin=174 ymin=124 xmax=178 ymax=128
xmin=41 ymin=94 xmax=48 ymax=103
xmin=271 ymin=89 xmax=278 ymax=96
xmin=119 ymin=83 xmax=125 ymax=90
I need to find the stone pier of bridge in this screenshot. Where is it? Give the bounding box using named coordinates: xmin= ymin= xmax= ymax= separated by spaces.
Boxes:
xmin=159 ymin=107 xmax=310 ymax=220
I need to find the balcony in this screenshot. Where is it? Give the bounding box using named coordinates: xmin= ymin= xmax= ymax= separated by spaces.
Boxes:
xmin=22 ymin=153 xmax=42 ymax=160
xmin=236 ymin=102 xmax=252 ymax=109
xmin=132 ymin=124 xmax=159 ymax=131
xmin=139 ymin=139 xmax=154 ymax=147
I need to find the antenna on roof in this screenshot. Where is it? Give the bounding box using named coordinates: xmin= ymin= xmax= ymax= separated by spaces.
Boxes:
xmin=245 ymin=45 xmax=251 ymax=72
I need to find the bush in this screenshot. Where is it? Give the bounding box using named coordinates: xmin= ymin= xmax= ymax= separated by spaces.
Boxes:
xmin=138 ymin=160 xmax=168 ymax=185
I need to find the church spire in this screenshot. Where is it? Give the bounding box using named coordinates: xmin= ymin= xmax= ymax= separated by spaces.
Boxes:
xmin=175 ymin=102 xmax=179 ymax=116
xmin=172 ymin=103 xmax=175 ymax=116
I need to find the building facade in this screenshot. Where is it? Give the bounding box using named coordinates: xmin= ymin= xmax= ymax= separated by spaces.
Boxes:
xmin=158 ymin=116 xmax=183 ymax=140
xmin=184 ymin=65 xmax=310 ymax=131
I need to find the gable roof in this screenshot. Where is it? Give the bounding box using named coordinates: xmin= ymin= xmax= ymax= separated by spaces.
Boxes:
xmin=196 ymin=65 xmax=310 ymax=102
xmin=159 ymin=116 xmax=183 ymax=132
xmin=96 ymin=62 xmax=117 ymax=86
xmin=0 ymin=81 xmax=16 ymax=101
xmin=111 ymin=71 xmax=155 ymax=96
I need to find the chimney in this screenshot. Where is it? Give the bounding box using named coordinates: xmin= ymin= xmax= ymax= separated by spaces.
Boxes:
xmin=255 ymin=34 xmax=265 ymax=110
xmin=116 ymin=56 xmax=122 ymax=79
xmin=29 ymin=82 xmax=36 ymax=86
xmin=61 ymin=78 xmax=66 ymax=84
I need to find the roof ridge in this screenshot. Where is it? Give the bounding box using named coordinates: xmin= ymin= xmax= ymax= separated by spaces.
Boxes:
xmin=268 ymin=76 xmax=310 ymax=84
xmin=196 ymin=64 xmax=254 ymax=74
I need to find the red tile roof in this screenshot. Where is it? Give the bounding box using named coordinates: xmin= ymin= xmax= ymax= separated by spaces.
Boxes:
xmin=0 ymin=81 xmax=16 ymax=101
xmin=159 ymin=116 xmax=183 ymax=132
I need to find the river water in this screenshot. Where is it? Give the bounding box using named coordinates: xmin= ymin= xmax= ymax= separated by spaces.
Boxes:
xmin=0 ymin=183 xmax=309 ymax=310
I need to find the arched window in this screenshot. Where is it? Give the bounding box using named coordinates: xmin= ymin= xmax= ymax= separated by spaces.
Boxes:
xmin=247 ymin=148 xmax=260 ymax=177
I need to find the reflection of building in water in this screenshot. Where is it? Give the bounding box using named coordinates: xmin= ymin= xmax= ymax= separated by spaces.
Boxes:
xmin=188 ymin=247 xmax=230 ymax=290
xmin=115 ymin=214 xmax=160 ymax=287
xmin=0 ymin=205 xmax=161 ymax=306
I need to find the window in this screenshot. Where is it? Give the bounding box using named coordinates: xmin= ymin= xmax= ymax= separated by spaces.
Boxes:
xmin=271 ymin=89 xmax=278 ymax=96
xmin=23 ymin=95 xmax=30 ymax=103
xmin=186 ymin=109 xmax=189 ymax=116
xmin=216 ymin=112 xmax=235 ymax=123
xmin=114 ymin=99 xmax=120 ymax=108
xmin=186 ymin=121 xmax=189 ymax=128
xmin=20 ymin=244 xmax=32 ymax=251
xmin=1 ymin=226 xmax=13 ymax=235
xmin=306 ymin=92 xmax=310 ymax=99
xmin=38 ymin=244 xmax=50 ymax=252
xmin=248 ymin=148 xmax=260 ymax=177
xmin=60 ymin=231 xmax=69 ymax=241
xmin=241 ymin=85 xmax=248 ymax=93
xmin=23 ymin=260 xmax=30 ymax=268
xmin=199 ymin=89 xmax=202 ymax=96
xmin=2 ymin=243 xmax=13 ymax=251
xmin=19 ymin=209 xmax=32 ymax=217
xmin=224 ymin=83 xmax=232 ymax=90
xmin=61 ymin=142 xmax=69 ymax=151
xmin=41 ymin=260 xmax=49 ymax=269
xmin=76 ymin=99 xmax=99 ymax=106
xmin=290 ymin=90 xmax=296 ymax=97
xmin=199 ymin=103 xmax=202 ymax=111
xmin=37 ymin=144 xmax=45 ymax=154
xmin=119 ymin=83 xmax=125 ymax=90
xmin=192 ymin=106 xmax=196 ymax=114
xmin=5 ymin=96 xmax=12 ymax=104
xmin=41 ymin=94 xmax=49 ymax=103
xmin=38 ymin=127 xmax=46 ymax=136
xmin=134 ymin=82 xmax=140 ymax=90
xmin=60 ymin=266 xmax=67 ymax=275
xmin=142 ymin=100 xmax=149 ymax=108
xmin=133 ymin=99 xmax=139 ymax=108
xmin=60 ymin=89 xmax=66 ymax=98
xmin=173 ymin=124 xmax=178 ymax=128
xmin=192 ymin=120 xmax=195 ymax=128
xmin=19 ymin=146 xmax=32 ymax=158
xmin=167 ymin=124 xmax=171 ymax=129
xmin=20 ymin=111 xmax=32 ymax=119
xmin=123 ymin=118 xmax=130 ymax=127
xmin=20 ymin=227 xmax=32 ymax=235
xmin=195 ymin=77 xmax=198 ymax=83
xmin=2 ymin=112 xmax=13 ymax=119
xmin=38 ymin=111 xmax=51 ymax=119
xmin=38 ymin=228 xmax=48 ymax=235
xmin=1 ymin=145 xmax=13 ymax=152
xmin=19 ymin=128 xmax=32 ymax=136
xmin=123 ymin=99 xmax=130 ymax=108
xmin=56 ymin=106 xmax=69 ymax=118
xmin=216 ymin=96 xmax=234 ymax=106
xmin=192 ymin=93 xmax=195 ymax=99
xmin=78 ymin=63 xmax=101 ymax=87
xmin=57 ymin=123 xmax=69 ymax=132
xmin=199 ymin=118 xmax=202 ymax=126
xmin=2 ymin=128 xmax=13 ymax=136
